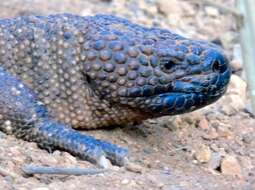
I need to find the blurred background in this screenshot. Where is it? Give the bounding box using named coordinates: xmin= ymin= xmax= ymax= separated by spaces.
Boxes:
xmin=0 ymin=0 xmax=244 ymax=91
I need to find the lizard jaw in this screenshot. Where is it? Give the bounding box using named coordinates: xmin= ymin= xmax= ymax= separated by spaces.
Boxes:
xmin=118 ymin=64 xmax=231 ymax=116
xmin=139 ymin=67 xmax=231 ymax=115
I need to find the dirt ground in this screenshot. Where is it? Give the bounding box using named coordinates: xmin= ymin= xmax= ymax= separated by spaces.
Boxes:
xmin=0 ymin=0 xmax=254 ymax=190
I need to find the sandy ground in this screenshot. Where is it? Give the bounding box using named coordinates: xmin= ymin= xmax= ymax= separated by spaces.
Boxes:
xmin=0 ymin=0 xmax=254 ymax=190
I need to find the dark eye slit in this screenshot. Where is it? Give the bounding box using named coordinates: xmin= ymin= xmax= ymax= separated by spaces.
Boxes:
xmin=160 ymin=58 xmax=177 ymax=70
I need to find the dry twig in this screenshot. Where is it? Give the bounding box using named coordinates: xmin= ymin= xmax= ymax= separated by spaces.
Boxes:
xmin=22 ymin=165 xmax=107 ymax=176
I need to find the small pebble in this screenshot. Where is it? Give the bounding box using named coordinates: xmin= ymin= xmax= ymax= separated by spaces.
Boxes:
xmin=121 ymin=179 xmax=129 ymax=185
xmin=242 ymin=133 xmax=253 ymax=144
xmin=156 ymin=0 xmax=180 ymax=16
xmin=157 ymin=182 xmax=164 ymax=188
xmin=217 ymin=125 xmax=233 ymax=139
xmin=208 ymin=153 xmax=222 ymax=170
xmin=198 ymin=118 xmax=209 ymax=130
xmin=202 ymin=128 xmax=219 ymax=140
xmin=231 ymin=44 xmax=243 ymax=72
xmin=194 ymin=144 xmax=212 ymax=163
xmin=227 ymin=75 xmax=247 ymax=101
xmin=126 ymin=162 xmax=143 ymax=173
xmin=231 ymin=59 xmax=242 ymax=72
xmin=221 ymin=155 xmax=242 ymax=177
xmin=205 ymin=6 xmax=219 ymax=17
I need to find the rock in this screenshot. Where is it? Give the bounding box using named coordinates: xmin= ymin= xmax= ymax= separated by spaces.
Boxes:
xmin=220 ymin=155 xmax=242 ymax=177
xmin=121 ymin=179 xmax=130 ymax=185
xmin=202 ymin=128 xmax=219 ymax=140
xmin=194 ymin=144 xmax=212 ymax=163
xmin=126 ymin=162 xmax=144 ymax=173
xmin=228 ymin=75 xmax=247 ymax=101
xmin=81 ymin=9 xmax=93 ymax=16
xmin=220 ymin=104 xmax=237 ymax=116
xmin=221 ymin=94 xmax=246 ymax=114
xmin=30 ymin=151 xmax=58 ymax=166
xmin=0 ymin=180 xmax=13 ymax=190
xmin=205 ymin=6 xmax=219 ymax=17
xmin=138 ymin=0 xmax=158 ymax=16
xmin=181 ymin=2 xmax=196 ymax=17
xmin=231 ymin=59 xmax=242 ymax=72
xmin=156 ymin=0 xmax=182 ymax=25
xmin=231 ymin=44 xmax=243 ymax=72
xmin=210 ymin=121 xmax=220 ymax=128
xmin=220 ymin=75 xmax=247 ymax=114
xmin=208 ymin=153 xmax=222 ymax=170
xmin=220 ymin=31 xmax=239 ymax=48
xmin=239 ymin=156 xmax=253 ymax=173
xmin=166 ymin=116 xmax=185 ymax=131
xmin=217 ymin=125 xmax=234 ymax=140
xmin=156 ymin=0 xmax=179 ymax=16
xmin=157 ymin=182 xmax=164 ymax=188
xmin=198 ymin=118 xmax=209 ymax=130
xmin=242 ymin=133 xmax=253 ymax=144
xmin=60 ymin=152 xmax=77 ymax=167
xmin=186 ymin=112 xmax=204 ymax=123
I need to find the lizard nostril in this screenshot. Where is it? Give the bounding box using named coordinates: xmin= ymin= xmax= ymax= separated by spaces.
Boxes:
xmin=212 ymin=59 xmax=227 ymax=73
xmin=204 ymin=50 xmax=229 ymax=74
xmin=212 ymin=60 xmax=220 ymax=72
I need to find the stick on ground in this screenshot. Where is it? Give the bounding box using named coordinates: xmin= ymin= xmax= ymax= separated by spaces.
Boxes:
xmin=22 ymin=165 xmax=107 ymax=176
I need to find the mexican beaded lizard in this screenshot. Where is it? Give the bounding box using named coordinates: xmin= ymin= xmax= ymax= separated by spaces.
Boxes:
xmin=0 ymin=14 xmax=231 ymax=167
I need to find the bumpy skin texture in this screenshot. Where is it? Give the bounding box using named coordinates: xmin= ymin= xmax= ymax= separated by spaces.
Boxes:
xmin=0 ymin=14 xmax=231 ymax=166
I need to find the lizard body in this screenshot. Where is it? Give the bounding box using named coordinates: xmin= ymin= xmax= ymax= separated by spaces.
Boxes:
xmin=0 ymin=14 xmax=231 ymax=166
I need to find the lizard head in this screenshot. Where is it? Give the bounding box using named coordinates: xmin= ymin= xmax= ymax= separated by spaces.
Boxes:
xmin=84 ymin=15 xmax=231 ymax=118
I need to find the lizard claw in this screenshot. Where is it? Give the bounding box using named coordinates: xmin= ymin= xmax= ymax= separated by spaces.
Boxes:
xmin=98 ymin=155 xmax=112 ymax=169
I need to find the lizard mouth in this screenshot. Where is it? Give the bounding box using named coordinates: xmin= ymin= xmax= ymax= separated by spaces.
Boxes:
xmin=145 ymin=86 xmax=227 ymax=114
xmin=141 ymin=67 xmax=231 ymax=115
xmin=119 ymin=67 xmax=231 ymax=115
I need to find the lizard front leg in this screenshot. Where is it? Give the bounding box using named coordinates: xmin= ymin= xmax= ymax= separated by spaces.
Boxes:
xmin=0 ymin=67 xmax=128 ymax=167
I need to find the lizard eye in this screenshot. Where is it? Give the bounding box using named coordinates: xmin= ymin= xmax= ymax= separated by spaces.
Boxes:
xmin=161 ymin=59 xmax=175 ymax=71
xmin=86 ymin=75 xmax=92 ymax=84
